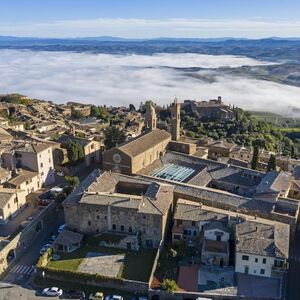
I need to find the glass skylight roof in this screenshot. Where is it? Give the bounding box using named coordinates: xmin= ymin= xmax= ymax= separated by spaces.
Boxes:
xmin=151 ymin=163 xmax=195 ymax=182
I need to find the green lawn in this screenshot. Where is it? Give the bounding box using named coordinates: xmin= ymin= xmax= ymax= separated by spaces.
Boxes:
xmin=46 ymin=244 xmax=157 ymax=282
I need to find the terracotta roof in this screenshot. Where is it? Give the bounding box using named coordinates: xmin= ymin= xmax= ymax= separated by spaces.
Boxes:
xmin=8 ymin=169 xmax=38 ymax=186
xmin=118 ymin=129 xmax=171 ymax=157
xmin=204 ymin=239 xmax=228 ymax=253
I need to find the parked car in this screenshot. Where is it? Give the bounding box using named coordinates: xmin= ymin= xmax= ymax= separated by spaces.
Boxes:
xmin=131 ymin=297 xmax=148 ymax=300
xmin=58 ymin=224 xmax=66 ymax=233
xmin=89 ymin=291 xmax=104 ymax=300
xmin=39 ymin=244 xmax=52 ymax=255
xmin=38 ymin=199 xmax=52 ymax=206
xmin=63 ymin=289 xmax=85 ymax=299
xmin=105 ymin=295 xmax=123 ymax=300
xmin=42 ymin=287 xmax=63 ymax=297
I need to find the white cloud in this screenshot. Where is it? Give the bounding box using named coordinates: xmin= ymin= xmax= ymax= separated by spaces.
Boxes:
xmin=0 ymin=49 xmax=299 ymax=116
xmin=1 ymin=18 xmax=300 ymax=38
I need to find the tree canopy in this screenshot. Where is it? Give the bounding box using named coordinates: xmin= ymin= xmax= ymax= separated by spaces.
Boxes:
xmin=66 ymin=140 xmax=85 ymax=163
xmin=104 ymin=125 xmax=126 ymax=149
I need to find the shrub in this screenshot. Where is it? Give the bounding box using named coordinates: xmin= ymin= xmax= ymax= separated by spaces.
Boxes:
xmin=161 ymin=278 xmax=177 ymax=292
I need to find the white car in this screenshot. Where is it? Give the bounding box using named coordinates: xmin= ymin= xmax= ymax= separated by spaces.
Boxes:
xmin=42 ymin=287 xmax=63 ymax=297
xmin=105 ymin=295 xmax=123 ymax=300
xmin=89 ymin=292 xmax=104 ymax=300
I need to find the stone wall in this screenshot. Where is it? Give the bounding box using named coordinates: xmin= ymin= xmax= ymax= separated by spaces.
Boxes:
xmin=65 ymin=203 xmax=164 ymax=249
xmin=0 ymin=202 xmax=57 ymax=276
xmin=36 ymin=268 xmax=149 ymax=294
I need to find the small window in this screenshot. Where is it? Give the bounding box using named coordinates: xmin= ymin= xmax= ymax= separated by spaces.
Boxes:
xmin=192 ymin=221 xmax=196 ymax=227
xmin=104 ymin=216 xmax=107 ymax=220
xmin=260 ymin=269 xmax=265 ymax=275
xmin=262 ymin=258 xmax=267 ymax=264
xmin=7 ymin=203 xmax=10 ymax=209
xmin=255 ymin=258 xmax=258 ymax=263
xmin=88 ymin=221 xmax=91 ymax=226
xmin=173 ymin=234 xmax=181 ymax=240
xmin=242 ymin=255 xmax=249 ymax=261
xmin=112 ymin=224 xmax=116 ymax=230
xmin=96 ymin=215 xmax=100 ymax=219
xmin=177 ymin=219 xmax=182 ymax=226
xmin=120 ymin=225 xmax=125 ymax=231
xmin=143 ymin=215 xmax=146 ymax=219
xmin=128 ymin=226 xmax=132 ymax=232
xmin=40 ymin=163 xmax=43 ymax=168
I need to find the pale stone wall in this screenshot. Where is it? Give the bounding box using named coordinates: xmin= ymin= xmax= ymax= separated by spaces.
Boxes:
xmin=102 ymin=148 xmax=132 ymax=174
xmin=235 ymin=252 xmax=274 ymax=277
xmin=131 ymin=138 xmax=170 ymax=174
xmin=83 ymin=141 xmax=101 ymax=166
xmin=204 ymin=229 xmax=230 ymax=242
xmin=0 ymin=189 xmax=26 ymax=223
xmin=36 ymin=147 xmax=55 ymax=186
xmin=64 ymin=203 xmax=165 ymax=248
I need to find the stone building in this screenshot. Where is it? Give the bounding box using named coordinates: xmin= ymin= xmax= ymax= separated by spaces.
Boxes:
xmin=1 ymin=142 xmax=55 ymax=187
xmin=102 ymin=129 xmax=171 ymax=175
xmin=183 ymin=97 xmax=235 ymax=121
xmin=63 ymin=170 xmax=174 ymax=249
xmin=5 ymin=169 xmax=40 ymax=196
xmin=170 ymin=99 xmax=181 ymax=141
xmin=235 ymin=221 xmax=289 ymax=278
xmin=57 ymin=134 xmax=102 ymax=167
xmin=144 ymin=103 xmax=157 ymax=132
xmin=201 ymin=221 xmax=230 ymax=267
xmin=0 ymin=188 xmax=26 ymax=224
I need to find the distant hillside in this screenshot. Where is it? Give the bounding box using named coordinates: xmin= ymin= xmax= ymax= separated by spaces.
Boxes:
xmin=0 ymin=37 xmax=300 ymax=63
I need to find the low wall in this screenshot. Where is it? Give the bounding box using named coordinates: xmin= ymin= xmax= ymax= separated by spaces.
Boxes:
xmin=36 ymin=267 xmax=149 ymax=293
xmin=149 ymin=289 xmax=236 ymax=300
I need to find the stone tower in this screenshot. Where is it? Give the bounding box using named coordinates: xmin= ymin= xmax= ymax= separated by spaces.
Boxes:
xmin=170 ymin=98 xmax=181 ymax=141
xmin=145 ymin=102 xmax=157 ymax=131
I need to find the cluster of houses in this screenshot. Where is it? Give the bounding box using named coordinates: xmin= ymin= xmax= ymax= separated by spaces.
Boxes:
xmin=54 ymin=100 xmax=299 ymax=298
xmin=0 ymin=94 xmax=299 ymax=297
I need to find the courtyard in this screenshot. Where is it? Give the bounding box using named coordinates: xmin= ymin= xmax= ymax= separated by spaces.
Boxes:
xmin=46 ymin=243 xmax=157 ymax=282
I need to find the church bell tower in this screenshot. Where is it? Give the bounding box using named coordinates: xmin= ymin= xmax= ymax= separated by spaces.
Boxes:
xmin=170 ymin=98 xmax=180 ymax=141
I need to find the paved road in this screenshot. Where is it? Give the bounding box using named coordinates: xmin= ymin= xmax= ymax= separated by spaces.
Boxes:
xmin=287 ymin=225 xmax=300 ymax=300
xmin=1 ymin=210 xmax=64 ymax=285
xmin=0 ymin=283 xmax=61 ymax=300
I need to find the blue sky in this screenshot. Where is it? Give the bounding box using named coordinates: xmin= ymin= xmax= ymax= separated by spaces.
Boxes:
xmin=0 ymin=0 xmax=300 ymax=38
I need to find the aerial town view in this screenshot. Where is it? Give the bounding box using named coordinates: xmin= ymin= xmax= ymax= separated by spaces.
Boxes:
xmin=0 ymin=1 xmax=300 ymax=299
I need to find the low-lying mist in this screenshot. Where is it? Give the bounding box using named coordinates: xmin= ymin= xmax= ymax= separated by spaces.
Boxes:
xmin=0 ymin=50 xmax=299 ymax=117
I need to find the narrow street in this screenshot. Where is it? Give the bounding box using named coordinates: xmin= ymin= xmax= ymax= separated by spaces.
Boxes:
xmin=2 ymin=210 xmax=63 ymax=285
